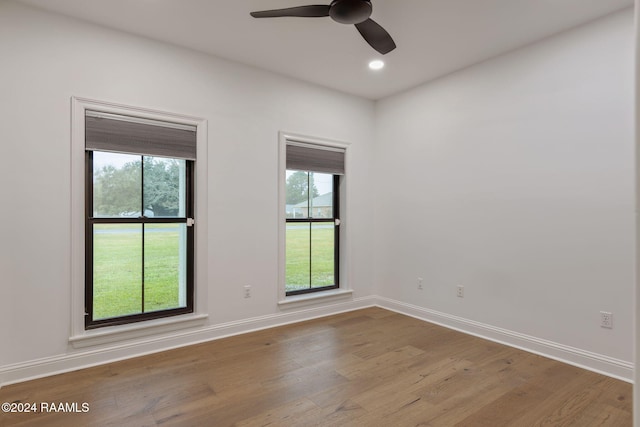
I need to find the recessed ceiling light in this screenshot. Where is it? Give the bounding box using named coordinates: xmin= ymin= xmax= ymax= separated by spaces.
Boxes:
xmin=368 ymin=59 xmax=385 ymax=70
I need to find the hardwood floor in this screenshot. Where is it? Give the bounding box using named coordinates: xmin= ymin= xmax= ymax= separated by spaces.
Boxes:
xmin=0 ymin=308 xmax=632 ymax=426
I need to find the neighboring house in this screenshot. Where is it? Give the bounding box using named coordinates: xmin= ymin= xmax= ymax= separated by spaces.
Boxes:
xmin=290 ymin=192 xmax=333 ymax=218
xmin=285 ymin=204 xmax=297 ymax=217
xmin=119 ymin=208 xmax=155 ymax=218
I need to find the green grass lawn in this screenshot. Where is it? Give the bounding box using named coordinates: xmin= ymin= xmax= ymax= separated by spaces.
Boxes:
xmin=286 ymin=223 xmax=335 ymax=292
xmin=93 ymin=224 xmax=184 ymax=320
xmin=92 ymin=223 xmax=335 ymax=319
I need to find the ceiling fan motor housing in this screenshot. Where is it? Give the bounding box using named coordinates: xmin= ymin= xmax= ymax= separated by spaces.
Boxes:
xmin=329 ymin=0 xmax=372 ymax=24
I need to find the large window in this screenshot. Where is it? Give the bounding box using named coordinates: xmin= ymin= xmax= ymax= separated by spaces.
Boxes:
xmin=85 ymin=111 xmax=196 ymax=329
xmin=285 ymin=141 xmax=344 ymax=296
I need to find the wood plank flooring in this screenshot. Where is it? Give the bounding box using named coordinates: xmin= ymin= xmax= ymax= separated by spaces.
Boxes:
xmin=0 ymin=308 xmax=632 ymax=426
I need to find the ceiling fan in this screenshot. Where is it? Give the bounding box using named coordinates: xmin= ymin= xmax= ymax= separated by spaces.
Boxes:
xmin=250 ymin=0 xmax=396 ymax=55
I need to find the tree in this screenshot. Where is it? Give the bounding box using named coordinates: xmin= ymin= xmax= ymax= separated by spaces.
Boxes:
xmin=93 ymin=157 xmax=182 ymax=217
xmin=93 ymin=160 xmax=141 ymax=216
xmin=286 ymin=171 xmax=319 ymax=205
xmin=143 ymin=157 xmax=181 ymax=216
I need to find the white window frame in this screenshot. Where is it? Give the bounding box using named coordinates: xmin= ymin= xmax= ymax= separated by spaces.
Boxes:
xmin=69 ymin=97 xmax=209 ymax=347
xmin=277 ymin=131 xmax=353 ymax=308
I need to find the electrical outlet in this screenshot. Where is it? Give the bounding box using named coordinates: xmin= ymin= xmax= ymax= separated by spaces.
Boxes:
xmin=600 ymin=311 xmax=613 ymax=329
xmin=417 ymin=277 xmax=423 ymax=290
xmin=457 ymin=285 xmax=464 ymax=298
xmin=244 ymin=285 xmax=251 ymax=299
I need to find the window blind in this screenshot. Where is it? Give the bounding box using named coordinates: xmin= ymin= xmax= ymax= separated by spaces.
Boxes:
xmin=286 ymin=142 xmax=345 ymax=175
xmin=85 ymin=111 xmax=197 ymax=160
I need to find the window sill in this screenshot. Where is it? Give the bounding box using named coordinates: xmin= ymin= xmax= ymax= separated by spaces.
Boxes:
xmin=278 ymin=289 xmax=353 ymax=310
xmin=69 ymin=313 xmax=209 ymax=348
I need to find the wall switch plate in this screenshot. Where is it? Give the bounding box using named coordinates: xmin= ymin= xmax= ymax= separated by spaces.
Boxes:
xmin=457 ymin=285 xmax=464 ymax=298
xmin=244 ymin=285 xmax=251 ymax=299
xmin=417 ymin=277 xmax=423 ymax=290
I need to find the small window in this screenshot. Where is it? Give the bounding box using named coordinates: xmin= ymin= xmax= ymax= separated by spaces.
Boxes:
xmin=284 ymin=140 xmax=345 ymax=296
xmin=84 ymin=111 xmax=196 ymax=329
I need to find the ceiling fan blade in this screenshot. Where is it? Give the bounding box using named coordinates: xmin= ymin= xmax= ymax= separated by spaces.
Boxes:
xmin=250 ymin=5 xmax=330 ymax=18
xmin=354 ymin=18 xmax=396 ymax=55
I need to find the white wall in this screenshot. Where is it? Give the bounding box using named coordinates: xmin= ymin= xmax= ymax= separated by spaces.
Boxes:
xmin=634 ymin=0 xmax=639 ymax=423
xmin=0 ymin=1 xmax=376 ymax=376
xmin=374 ymin=8 xmax=635 ymax=369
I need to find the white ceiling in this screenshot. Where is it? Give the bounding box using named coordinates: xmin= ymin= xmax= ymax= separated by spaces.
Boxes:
xmin=17 ymin=0 xmax=633 ymax=100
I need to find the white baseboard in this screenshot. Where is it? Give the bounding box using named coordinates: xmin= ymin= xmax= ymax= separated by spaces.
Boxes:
xmin=375 ymin=296 xmax=634 ymax=383
xmin=1 ymin=295 xmax=633 ymax=387
xmin=0 ymin=296 xmax=376 ymax=387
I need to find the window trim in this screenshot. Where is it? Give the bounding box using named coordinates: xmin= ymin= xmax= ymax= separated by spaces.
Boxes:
xmin=70 ymin=97 xmax=209 ymax=345
xmin=278 ymin=132 xmax=351 ymax=306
